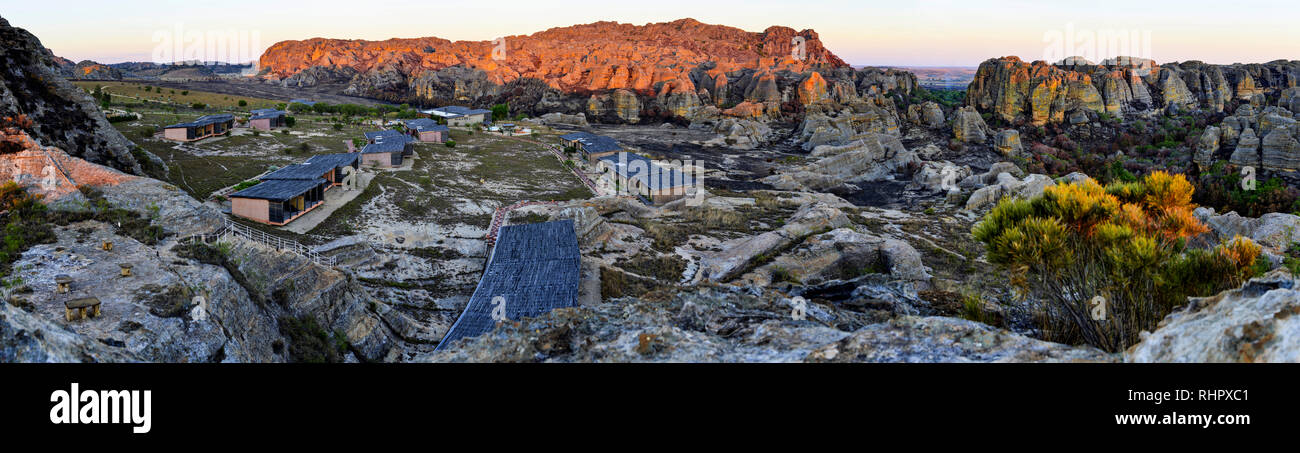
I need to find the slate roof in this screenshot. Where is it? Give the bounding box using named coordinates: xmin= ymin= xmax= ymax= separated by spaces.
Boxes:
xmin=364 ymin=129 xmax=410 ymax=143
xmin=361 ymin=140 xmax=407 ymax=154
xmin=304 ymin=153 xmax=360 ymax=170
xmin=229 ymin=178 xmax=324 ymax=201
xmin=250 ymin=109 xmax=286 ymax=120
xmin=560 ymin=132 xmax=622 ymax=154
xmin=289 ymin=99 xmax=317 ymax=106
xmin=599 ymin=152 xmax=694 ymax=190
xmin=436 ymin=220 xmax=581 ymax=350
xmin=431 ymin=106 xmax=492 ymax=117
xmin=261 ymin=162 xmax=330 ymax=181
xmin=403 ymin=118 xmax=450 ymax=133
xmin=164 ymin=114 xmax=233 ymax=129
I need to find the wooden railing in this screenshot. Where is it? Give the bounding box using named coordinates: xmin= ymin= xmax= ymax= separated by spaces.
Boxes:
xmin=181 ymin=220 xmax=336 ymax=268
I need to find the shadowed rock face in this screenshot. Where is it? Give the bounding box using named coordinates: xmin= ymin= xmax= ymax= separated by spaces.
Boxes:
xmin=967 ymin=56 xmax=1300 ymax=125
xmin=0 ymin=15 xmax=141 ymax=173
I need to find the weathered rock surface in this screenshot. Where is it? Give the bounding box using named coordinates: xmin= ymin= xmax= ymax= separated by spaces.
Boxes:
xmin=0 ymin=15 xmax=143 ymax=173
xmin=967 ymin=55 xmax=1300 ymax=124
xmin=700 ymin=201 xmax=850 ymax=282
xmin=764 ymin=133 xmax=918 ymax=191
xmin=807 ymin=316 xmax=1112 ymax=363
xmin=995 ymin=129 xmax=1023 ymax=156
xmin=420 ymin=286 xmax=1109 ymax=363
xmin=952 ymin=106 xmax=992 ymax=143
xmin=1127 ymin=270 xmax=1300 ymax=362
xmin=964 ymin=173 xmax=1055 ymax=212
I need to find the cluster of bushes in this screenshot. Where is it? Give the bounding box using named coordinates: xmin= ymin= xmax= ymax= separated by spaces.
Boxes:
xmin=973 ymin=172 xmax=1266 ymax=351
xmin=1194 ymin=160 xmax=1300 ymax=216
xmin=276 ymin=315 xmax=351 ymax=363
xmin=0 ymin=182 xmax=57 ymax=275
xmin=906 ymin=88 xmax=965 ymax=108
xmin=0 ymin=184 xmax=169 ymax=276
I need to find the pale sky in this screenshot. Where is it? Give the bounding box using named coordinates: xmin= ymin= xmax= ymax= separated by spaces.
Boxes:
xmin=5 ymin=0 xmax=1297 ymax=66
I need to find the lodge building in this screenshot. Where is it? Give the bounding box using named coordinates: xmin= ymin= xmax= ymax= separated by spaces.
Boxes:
xmin=163 ymin=114 xmax=234 ymax=142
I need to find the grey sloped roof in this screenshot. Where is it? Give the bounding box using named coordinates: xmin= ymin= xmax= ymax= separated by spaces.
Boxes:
xmin=436 ymin=220 xmax=580 ymax=350
xmin=560 ymin=131 xmax=621 ymax=153
xmin=229 ymin=178 xmax=323 ymax=201
xmin=599 ymin=152 xmax=694 ymax=190
xmin=250 ymin=109 xmax=286 ymax=120
xmin=304 ymin=153 xmax=359 ymax=170
xmin=262 ymin=162 xmax=330 ymax=181
xmin=364 ymin=129 xmax=405 ymax=142
xmin=361 ymin=140 xmax=407 ymax=154
xmin=404 ymin=118 xmax=450 ymax=133
xmin=164 ymin=114 xmax=233 ymax=129
xmin=433 ymin=105 xmax=492 ymax=117
xmin=289 ymin=99 xmax=317 ymax=106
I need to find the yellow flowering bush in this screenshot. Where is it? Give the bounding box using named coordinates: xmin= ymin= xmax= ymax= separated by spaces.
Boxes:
xmin=973 ymin=171 xmax=1264 ymax=351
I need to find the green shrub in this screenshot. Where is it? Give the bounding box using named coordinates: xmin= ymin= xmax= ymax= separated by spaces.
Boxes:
xmin=973 ymin=172 xmax=1264 ymax=351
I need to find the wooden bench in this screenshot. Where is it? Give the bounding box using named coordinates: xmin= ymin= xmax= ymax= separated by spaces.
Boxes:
xmin=64 ymin=297 xmax=101 ymax=321
xmin=119 ymin=263 xmax=134 ymax=277
xmin=102 ymin=241 xmax=114 ymax=251
xmin=55 ymin=275 xmax=72 ymax=294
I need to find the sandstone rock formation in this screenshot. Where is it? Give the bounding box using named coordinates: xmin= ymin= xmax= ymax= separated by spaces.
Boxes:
xmin=259 ymin=19 xmax=858 ymax=120
xmin=952 ymin=106 xmax=992 ymax=143
xmin=765 ymin=133 xmax=918 ymax=191
xmin=967 ymin=55 xmax=1300 ymax=125
xmin=1127 ymin=270 xmax=1300 ymax=362
xmin=995 ymin=129 xmax=1023 ymax=156
xmin=0 ymin=15 xmax=143 ymax=173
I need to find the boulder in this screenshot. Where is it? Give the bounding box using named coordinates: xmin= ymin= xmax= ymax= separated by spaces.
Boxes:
xmin=1127 ymin=270 xmax=1300 ymax=362
xmin=964 ymin=173 xmax=1054 ymax=212
xmin=1193 ymin=126 xmax=1221 ymax=167
xmin=952 ymin=106 xmax=992 ymax=144
xmin=1229 ymin=127 xmax=1261 ymax=167
xmin=995 ymin=129 xmax=1023 ymax=156
xmin=764 ymin=133 xmax=918 ymax=191
xmin=699 ymin=202 xmax=850 ymax=282
xmin=807 ymin=316 xmax=1113 ymax=363
xmin=1260 ymin=126 xmax=1300 ymax=171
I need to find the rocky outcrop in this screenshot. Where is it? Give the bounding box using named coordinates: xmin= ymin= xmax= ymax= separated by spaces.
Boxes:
xmin=1127 ymin=270 xmax=1300 ymax=362
xmin=699 ymin=201 xmax=850 ymax=282
xmin=808 ymin=316 xmax=1111 ymax=363
xmin=967 ymin=56 xmax=1300 ymax=124
xmin=753 ymin=227 xmax=931 ymax=285
xmin=586 ymin=89 xmax=641 ymax=123
xmin=966 ymin=56 xmax=1105 ymax=125
xmin=1194 ymin=126 xmax=1222 ymax=167
xmin=68 ymin=60 xmax=123 ymax=80
xmin=1261 ymin=126 xmax=1300 ymax=171
xmin=0 ymin=15 xmax=142 ymax=173
xmin=797 ymin=104 xmax=901 ymax=150
xmin=764 ymin=133 xmax=918 ymax=191
xmin=1197 ymin=209 xmax=1300 ymax=255
xmin=952 ymin=106 xmax=992 ymax=143
xmin=995 ymin=129 xmax=1023 ymax=156
xmin=281 ymin=65 xmax=358 ymax=88
xmin=964 ymin=172 xmax=1055 ymax=212
xmin=538 ymin=112 xmax=589 ymax=127
xmin=260 ymin=18 xmax=851 ymax=120
xmin=421 ymin=279 xmax=1110 ymax=362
